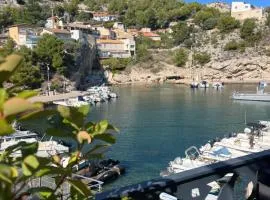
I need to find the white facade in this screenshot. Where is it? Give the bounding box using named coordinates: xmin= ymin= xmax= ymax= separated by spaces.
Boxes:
xmin=113 ymin=22 xmax=124 ymax=30
xmin=97 ymin=38 xmax=135 ymax=58
xmin=231 ymin=2 xmax=251 ymax=12
xmin=231 ymin=1 xmax=263 ymax=21
xmin=93 ymin=13 xmax=118 ymax=22
xmin=45 ymin=17 xmax=63 ymax=29
xmin=70 ymin=30 xmax=83 ymax=40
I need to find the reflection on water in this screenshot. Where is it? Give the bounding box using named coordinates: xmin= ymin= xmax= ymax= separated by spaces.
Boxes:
xmin=88 ymin=84 xmax=270 ymax=190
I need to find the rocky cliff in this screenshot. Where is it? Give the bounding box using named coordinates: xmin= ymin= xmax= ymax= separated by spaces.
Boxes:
xmin=108 ymin=29 xmax=270 ymax=85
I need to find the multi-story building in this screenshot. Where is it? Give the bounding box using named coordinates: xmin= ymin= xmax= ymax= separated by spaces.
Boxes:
xmin=97 ymin=38 xmax=135 ymax=59
xmin=8 ymin=24 xmax=40 ymax=49
xmin=41 ymin=28 xmax=71 ymax=40
xmin=231 ymin=2 xmax=263 ymax=21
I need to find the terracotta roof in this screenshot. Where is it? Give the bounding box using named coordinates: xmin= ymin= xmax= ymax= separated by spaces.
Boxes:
xmin=93 ymin=12 xmax=117 ymax=17
xmin=97 ymin=39 xmax=123 ymax=44
xmin=44 ymin=28 xmax=70 ymax=34
xmin=48 ymin=16 xmax=59 ymax=20
xmin=8 ymin=24 xmax=34 ymax=28
xmin=141 ymin=32 xmax=160 ymax=37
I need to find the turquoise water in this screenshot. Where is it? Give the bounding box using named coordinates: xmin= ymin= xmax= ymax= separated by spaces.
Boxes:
xmin=88 ymin=84 xmax=270 ymax=190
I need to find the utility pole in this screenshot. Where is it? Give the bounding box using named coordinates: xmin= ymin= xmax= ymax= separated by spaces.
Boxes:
xmin=47 ymin=64 xmax=50 ymax=96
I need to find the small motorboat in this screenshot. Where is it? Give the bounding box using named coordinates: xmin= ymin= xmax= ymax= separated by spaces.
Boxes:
xmin=199 ymin=81 xmax=209 ymax=88
xmin=190 ymin=82 xmax=199 ymax=88
xmin=212 ymin=82 xmax=224 ymax=89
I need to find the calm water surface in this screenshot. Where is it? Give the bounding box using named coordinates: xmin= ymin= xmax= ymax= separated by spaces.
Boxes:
xmin=88 ymin=84 xmax=270 ymax=190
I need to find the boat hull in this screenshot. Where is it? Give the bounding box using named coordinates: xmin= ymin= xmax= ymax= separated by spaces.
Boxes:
xmin=232 ymin=93 xmax=270 ymax=102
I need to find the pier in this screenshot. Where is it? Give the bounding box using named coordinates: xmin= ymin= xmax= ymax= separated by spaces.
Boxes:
xmin=29 ymin=91 xmax=88 ymax=103
xmin=96 ymin=150 xmax=270 ymax=200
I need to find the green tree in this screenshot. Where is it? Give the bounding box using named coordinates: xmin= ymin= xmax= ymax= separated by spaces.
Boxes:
xmin=136 ymin=43 xmax=152 ymax=62
xmin=173 ymin=48 xmax=188 ymax=67
xmin=10 ymin=46 xmax=43 ymax=88
xmin=76 ymin=12 xmax=92 ymax=22
xmin=0 ymin=38 xmax=15 ymax=57
xmin=193 ymin=7 xmax=220 ymax=28
xmin=171 ymin=22 xmax=191 ymax=45
xmin=63 ymin=0 xmax=80 ymax=19
xmin=35 ymin=34 xmax=64 ymax=72
xmin=240 ymin=19 xmax=261 ymax=44
xmin=0 ymin=7 xmax=15 ymax=31
xmin=217 ymin=15 xmax=240 ymax=33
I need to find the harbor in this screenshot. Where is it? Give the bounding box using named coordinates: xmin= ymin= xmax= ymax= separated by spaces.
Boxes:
xmin=3 ymin=83 xmax=270 ymax=198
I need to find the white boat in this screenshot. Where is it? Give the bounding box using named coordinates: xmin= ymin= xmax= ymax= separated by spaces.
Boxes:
xmin=212 ymin=82 xmax=224 ymax=89
xmin=109 ymin=92 xmax=118 ymax=98
xmin=53 ymin=97 xmax=88 ymax=107
xmin=232 ymin=81 xmax=270 ymax=101
xmin=199 ymin=81 xmax=209 ymax=88
xmin=0 ymin=131 xmax=69 ymax=157
xmin=161 ymin=121 xmax=270 ymax=177
xmin=190 ymin=82 xmax=199 ymax=88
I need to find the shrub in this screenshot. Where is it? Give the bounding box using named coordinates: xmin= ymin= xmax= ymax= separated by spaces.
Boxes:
xmin=224 ymin=40 xmax=246 ymax=52
xmin=217 ymin=15 xmax=240 ymax=33
xmin=240 ymin=19 xmax=261 ymax=44
xmin=193 ymin=52 xmax=211 ymax=65
xmin=203 ymin=17 xmax=218 ymax=30
xmin=101 ymin=57 xmax=132 ymax=71
xmin=173 ymin=48 xmax=188 ymax=67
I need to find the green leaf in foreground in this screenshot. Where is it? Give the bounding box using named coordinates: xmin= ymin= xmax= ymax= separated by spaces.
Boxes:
xmin=22 ymin=155 xmax=39 ymax=176
xmin=68 ymin=179 xmax=91 ymax=197
xmin=0 ymin=119 xmax=14 ymax=136
xmin=27 ymin=187 xmax=55 ymax=199
xmin=94 ymin=133 xmax=116 ymax=144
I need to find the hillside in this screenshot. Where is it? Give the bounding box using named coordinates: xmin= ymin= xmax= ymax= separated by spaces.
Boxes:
xmin=109 ymin=27 xmax=270 ymax=84
xmin=2 ymin=0 xmax=270 ymax=87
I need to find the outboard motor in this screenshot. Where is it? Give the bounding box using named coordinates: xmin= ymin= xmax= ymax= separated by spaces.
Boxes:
xmin=244 ymin=128 xmax=252 ymax=134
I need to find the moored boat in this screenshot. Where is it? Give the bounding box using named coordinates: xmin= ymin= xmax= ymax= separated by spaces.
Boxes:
xmin=232 ymin=81 xmax=270 ymax=101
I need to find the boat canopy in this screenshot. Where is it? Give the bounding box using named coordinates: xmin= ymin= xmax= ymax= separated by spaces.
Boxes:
xmin=246 ymin=122 xmax=266 ymax=129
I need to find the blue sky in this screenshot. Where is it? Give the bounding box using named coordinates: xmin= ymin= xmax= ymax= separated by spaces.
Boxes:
xmin=185 ymin=0 xmax=269 ymax=7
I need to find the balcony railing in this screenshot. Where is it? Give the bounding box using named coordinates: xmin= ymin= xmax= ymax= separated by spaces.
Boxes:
xmin=96 ymin=149 xmax=270 ymax=200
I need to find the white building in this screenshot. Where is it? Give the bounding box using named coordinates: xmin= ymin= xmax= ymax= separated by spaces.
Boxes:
xmin=231 ymin=2 xmax=263 ymax=21
xmin=97 ymin=38 xmax=135 ymax=59
xmin=113 ymin=22 xmax=124 ymax=30
xmin=45 ymin=16 xmax=63 ymax=29
xmin=70 ymin=30 xmax=83 ymax=40
xmin=92 ymin=12 xmax=118 ymax=22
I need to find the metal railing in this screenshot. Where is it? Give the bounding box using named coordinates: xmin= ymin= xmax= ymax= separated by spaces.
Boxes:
xmin=15 ymin=173 xmax=103 ymax=199
xmin=96 ymin=149 xmax=270 ymax=200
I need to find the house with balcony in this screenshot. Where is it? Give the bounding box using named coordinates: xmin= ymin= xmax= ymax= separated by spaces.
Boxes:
xmin=231 ymin=1 xmax=263 ymax=21
xmin=97 ymin=39 xmax=135 ymax=59
xmin=139 ymin=28 xmax=161 ymax=41
xmin=8 ymin=24 xmax=40 ymax=49
xmin=112 ymin=29 xmax=136 ymax=56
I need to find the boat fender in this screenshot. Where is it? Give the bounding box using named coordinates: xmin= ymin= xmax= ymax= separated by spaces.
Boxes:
xmin=159 ymin=192 xmax=177 ymax=200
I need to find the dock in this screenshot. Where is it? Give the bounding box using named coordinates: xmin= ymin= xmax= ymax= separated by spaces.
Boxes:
xmin=29 ymin=91 xmax=88 ymax=103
